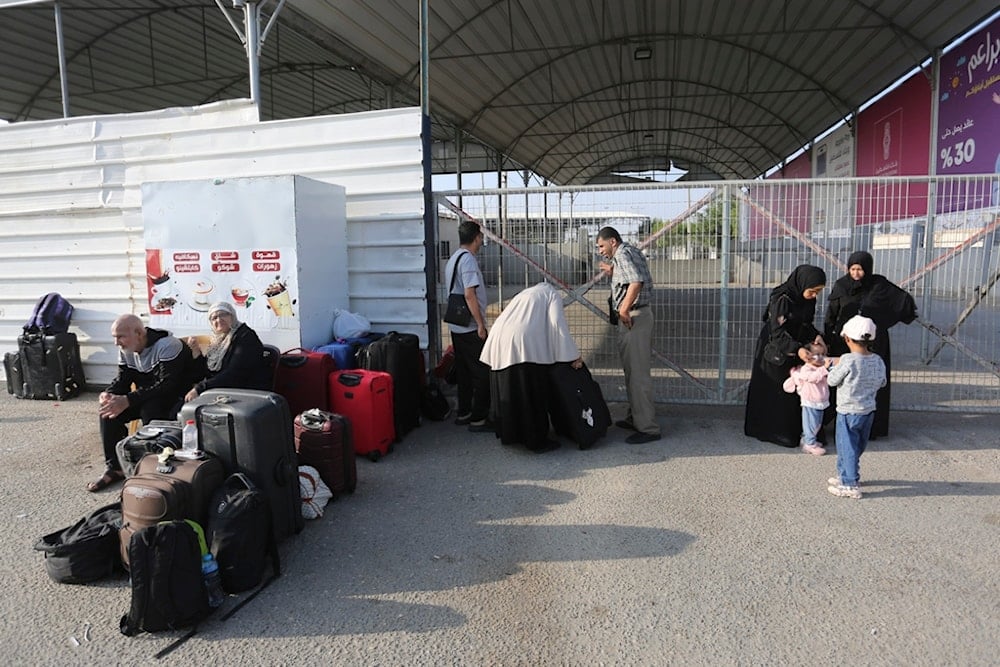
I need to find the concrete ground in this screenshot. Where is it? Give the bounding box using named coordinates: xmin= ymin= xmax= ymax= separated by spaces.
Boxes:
xmin=0 ymin=391 xmax=997 ymax=666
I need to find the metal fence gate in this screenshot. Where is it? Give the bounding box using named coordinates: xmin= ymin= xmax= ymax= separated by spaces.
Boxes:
xmin=434 ymin=175 xmax=1000 ymax=413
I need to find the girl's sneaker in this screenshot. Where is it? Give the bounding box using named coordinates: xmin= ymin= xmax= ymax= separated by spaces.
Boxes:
xmin=827 ymin=483 xmax=862 ymax=499
xmin=801 ymin=442 xmax=826 ymax=456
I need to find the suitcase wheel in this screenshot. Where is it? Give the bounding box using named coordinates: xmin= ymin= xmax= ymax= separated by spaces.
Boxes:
xmin=367 ymin=450 xmax=381 ymax=462
xmin=54 ymin=383 xmax=65 ymax=401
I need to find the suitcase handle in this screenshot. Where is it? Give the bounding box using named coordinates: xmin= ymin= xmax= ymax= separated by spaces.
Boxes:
xmin=274 ymin=455 xmax=296 ymax=486
xmin=337 ymin=372 xmax=362 ymax=387
xmin=279 ymin=355 xmax=308 ymax=369
xmin=299 ymin=408 xmax=330 ymax=430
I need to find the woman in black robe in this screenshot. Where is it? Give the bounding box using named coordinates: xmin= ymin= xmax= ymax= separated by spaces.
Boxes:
xmin=744 ymin=265 xmax=828 ymax=447
xmin=824 ymin=251 xmax=916 ymax=438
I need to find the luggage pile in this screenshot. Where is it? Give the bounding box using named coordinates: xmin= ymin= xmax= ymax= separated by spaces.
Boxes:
xmin=28 ymin=314 xmax=440 ymax=644
xmin=33 ymin=388 xmax=359 ymax=645
xmin=273 ymin=329 xmax=431 ymax=461
xmin=4 ymin=292 xmax=85 ymax=401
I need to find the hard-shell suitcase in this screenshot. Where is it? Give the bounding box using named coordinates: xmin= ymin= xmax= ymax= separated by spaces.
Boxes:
xmin=294 ymin=408 xmax=357 ymax=496
xmin=119 ymin=452 xmax=225 ymax=568
xmin=329 ymin=370 xmax=395 ymax=461
xmin=355 ymin=331 xmax=421 ymax=439
xmin=180 ymin=389 xmax=304 ymax=541
xmin=4 ymin=351 xmax=24 ymax=397
xmin=273 ymin=347 xmax=336 ymax=417
xmin=547 ymin=362 xmax=612 ymax=450
xmin=15 ymin=332 xmax=85 ymax=400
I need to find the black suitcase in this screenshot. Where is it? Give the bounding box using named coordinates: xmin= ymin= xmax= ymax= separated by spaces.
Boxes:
xmin=15 ymin=332 xmax=85 ymax=400
xmin=547 ymin=362 xmax=612 ymax=450
xmin=180 ymin=389 xmax=303 ymax=541
xmin=355 ymin=331 xmax=421 ymax=439
xmin=4 ymin=351 xmax=24 ymax=397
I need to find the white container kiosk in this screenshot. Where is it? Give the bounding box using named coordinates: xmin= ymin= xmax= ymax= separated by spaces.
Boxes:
xmin=141 ymin=175 xmax=349 ymax=351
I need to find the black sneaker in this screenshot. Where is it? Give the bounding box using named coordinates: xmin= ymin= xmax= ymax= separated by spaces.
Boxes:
xmin=454 ymin=413 xmax=473 ymax=426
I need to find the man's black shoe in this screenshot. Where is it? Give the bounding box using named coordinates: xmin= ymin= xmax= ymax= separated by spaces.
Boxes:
xmin=625 ymin=431 xmax=661 ymax=445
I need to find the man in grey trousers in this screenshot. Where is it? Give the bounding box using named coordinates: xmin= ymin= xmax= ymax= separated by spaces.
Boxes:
xmin=596 ymin=226 xmax=661 ymax=444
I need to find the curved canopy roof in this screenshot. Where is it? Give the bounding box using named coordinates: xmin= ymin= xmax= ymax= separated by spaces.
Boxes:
xmin=0 ymin=1 xmax=996 ymax=184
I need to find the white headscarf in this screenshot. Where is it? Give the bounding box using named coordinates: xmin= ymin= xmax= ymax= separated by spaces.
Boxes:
xmin=205 ymin=301 xmax=240 ymax=372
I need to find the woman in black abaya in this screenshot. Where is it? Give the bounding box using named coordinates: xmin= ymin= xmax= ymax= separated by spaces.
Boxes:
xmin=824 ymin=251 xmax=916 ymax=438
xmin=744 ymin=265 xmax=828 ymax=447
xmin=479 ymin=282 xmax=583 ymax=453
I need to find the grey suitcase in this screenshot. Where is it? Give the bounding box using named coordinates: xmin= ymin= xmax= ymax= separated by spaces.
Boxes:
xmin=180 ymin=389 xmax=303 ymax=541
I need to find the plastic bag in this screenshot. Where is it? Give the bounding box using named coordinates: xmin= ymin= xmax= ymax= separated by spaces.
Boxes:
xmin=299 ymin=466 xmax=333 ymax=520
xmin=332 ymin=309 xmax=371 ymax=340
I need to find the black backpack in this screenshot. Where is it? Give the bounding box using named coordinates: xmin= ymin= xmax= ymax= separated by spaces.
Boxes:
xmin=420 ymin=378 xmax=451 ymax=421
xmin=206 ymin=473 xmax=280 ymax=593
xmin=120 ymin=520 xmax=211 ymax=636
xmin=34 ymin=503 xmax=123 ymax=584
xmin=24 ymin=292 xmax=74 ymax=335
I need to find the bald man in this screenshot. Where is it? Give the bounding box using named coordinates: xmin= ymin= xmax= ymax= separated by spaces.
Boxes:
xmin=88 ymin=314 xmax=192 ymax=492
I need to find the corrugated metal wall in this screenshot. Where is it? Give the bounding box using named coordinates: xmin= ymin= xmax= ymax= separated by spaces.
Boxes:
xmin=0 ymin=99 xmax=426 ymax=386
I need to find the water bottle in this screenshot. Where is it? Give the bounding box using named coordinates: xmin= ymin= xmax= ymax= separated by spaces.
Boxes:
xmin=201 ymin=553 xmax=225 ymax=608
xmin=181 ymin=419 xmax=198 ymax=453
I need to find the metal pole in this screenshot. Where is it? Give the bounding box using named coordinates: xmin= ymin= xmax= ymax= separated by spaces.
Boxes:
xmin=53 ymin=2 xmax=70 ymax=118
xmin=418 ymin=0 xmax=440 ymax=365
xmin=718 ymin=184 xmax=731 ymax=401
xmin=245 ymin=2 xmax=261 ymax=116
xmin=455 ymin=128 xmax=463 ymax=210
xmin=419 ymin=0 xmax=429 ymax=117
xmin=921 ymin=51 xmax=942 ymax=359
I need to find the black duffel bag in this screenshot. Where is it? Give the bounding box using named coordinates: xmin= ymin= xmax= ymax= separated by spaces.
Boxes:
xmin=115 ymin=420 xmax=182 ymax=477
xmin=34 ymin=502 xmax=123 ymax=584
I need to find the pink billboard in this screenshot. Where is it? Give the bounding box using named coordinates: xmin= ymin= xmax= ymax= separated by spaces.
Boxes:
xmin=855 ymin=72 xmax=931 ymax=224
xmin=936 ymin=16 xmax=1000 ymax=211
xmin=747 ymin=153 xmax=812 ymax=240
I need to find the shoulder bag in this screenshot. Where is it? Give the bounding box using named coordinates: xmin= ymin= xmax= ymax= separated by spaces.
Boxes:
xmin=443 ymin=251 xmax=473 ymax=326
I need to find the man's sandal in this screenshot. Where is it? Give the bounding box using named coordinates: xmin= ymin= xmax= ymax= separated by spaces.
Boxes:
xmin=86 ymin=469 xmax=124 ymax=493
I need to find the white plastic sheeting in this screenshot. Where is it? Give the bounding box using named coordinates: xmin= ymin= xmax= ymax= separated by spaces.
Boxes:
xmin=0 ymin=99 xmax=425 ymax=385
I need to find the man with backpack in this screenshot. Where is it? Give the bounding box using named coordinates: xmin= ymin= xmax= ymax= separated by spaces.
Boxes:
xmin=88 ymin=314 xmax=192 ymax=492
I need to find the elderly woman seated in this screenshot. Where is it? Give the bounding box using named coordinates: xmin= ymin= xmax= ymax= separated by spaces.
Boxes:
xmin=184 ymin=301 xmax=271 ymax=402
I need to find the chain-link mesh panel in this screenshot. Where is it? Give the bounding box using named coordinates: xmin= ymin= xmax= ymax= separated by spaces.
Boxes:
xmin=436 ymin=175 xmax=1000 ymax=412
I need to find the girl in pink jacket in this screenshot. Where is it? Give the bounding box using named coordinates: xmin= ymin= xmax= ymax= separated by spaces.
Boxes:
xmin=782 ymin=343 xmax=831 ymax=455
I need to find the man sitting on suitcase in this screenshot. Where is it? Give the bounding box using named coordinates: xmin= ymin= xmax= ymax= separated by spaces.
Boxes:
xmin=87 ymin=314 xmax=193 ymax=492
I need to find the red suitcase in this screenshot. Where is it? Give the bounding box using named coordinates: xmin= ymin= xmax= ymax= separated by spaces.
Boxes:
xmin=273 ymin=347 xmax=336 ymax=417
xmin=294 ymin=408 xmax=357 ymax=496
xmin=329 ymin=370 xmax=395 ymax=461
